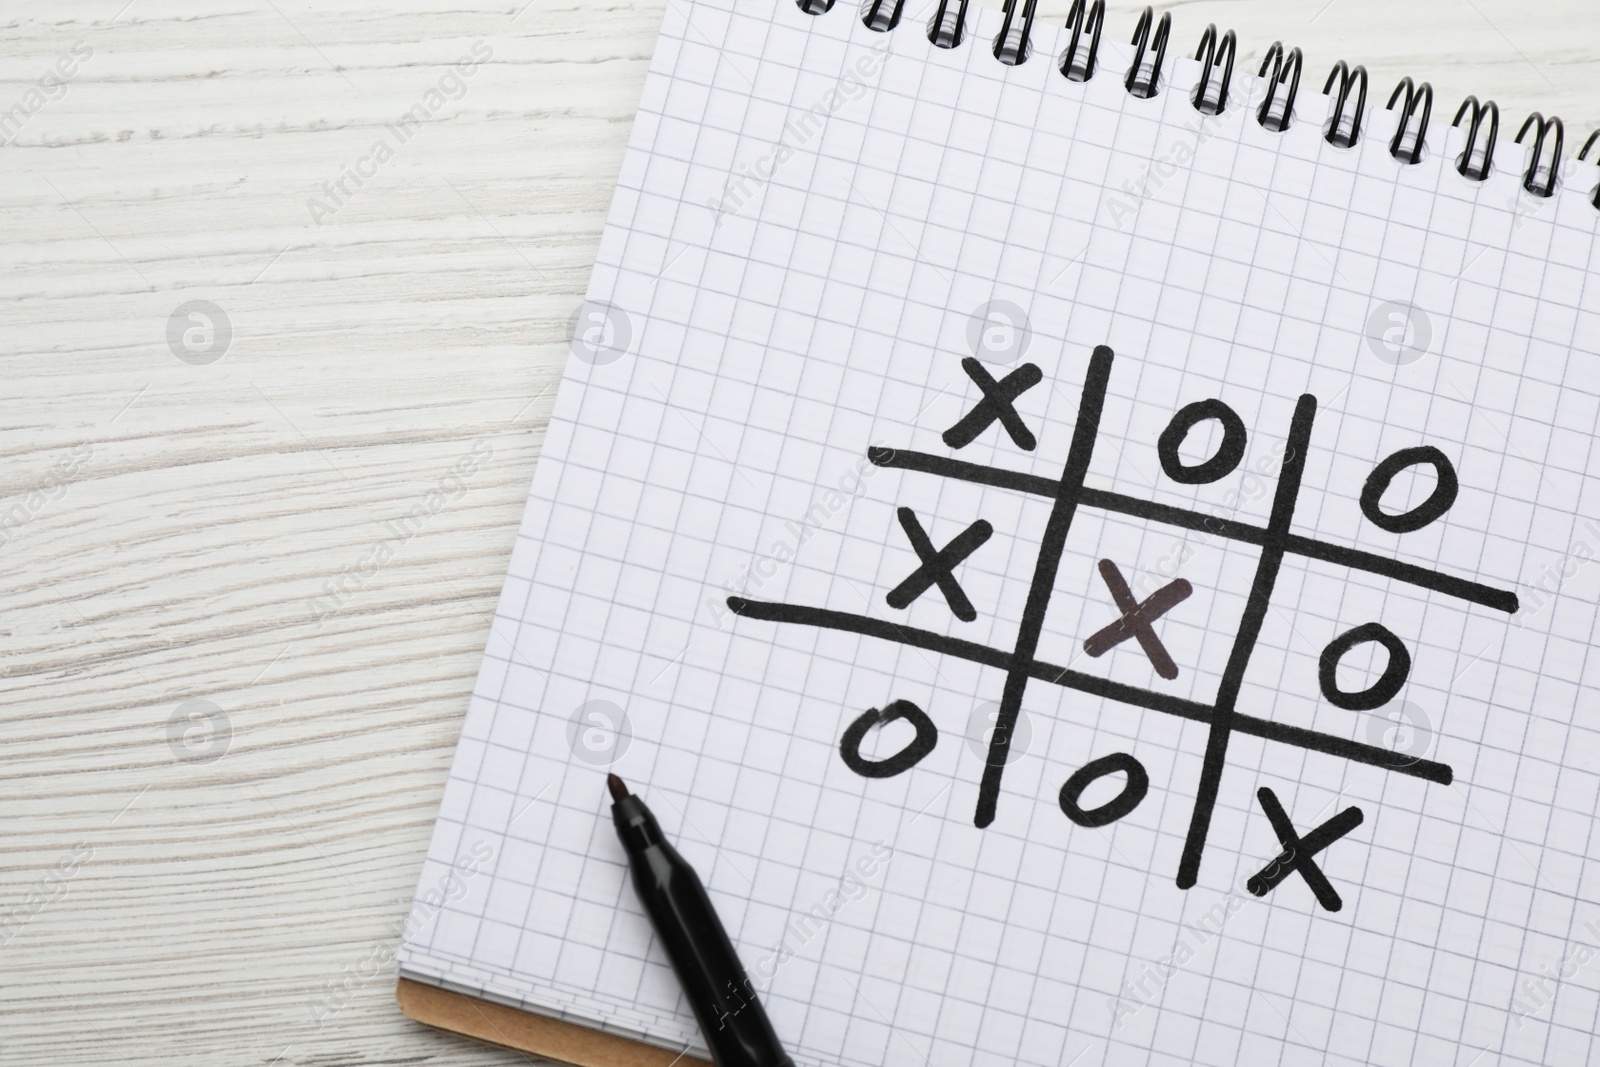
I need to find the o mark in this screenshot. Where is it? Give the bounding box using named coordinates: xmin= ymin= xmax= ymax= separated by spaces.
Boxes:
xmin=1360 ymin=446 xmax=1459 ymax=533
xmin=1058 ymin=752 xmax=1150 ymax=828
xmin=1158 ymin=400 xmax=1248 ymax=485
xmin=1319 ymin=622 xmax=1412 ymax=711
xmin=840 ymin=699 xmax=938 ymax=778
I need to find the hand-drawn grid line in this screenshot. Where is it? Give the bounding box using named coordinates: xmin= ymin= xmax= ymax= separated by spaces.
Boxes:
xmin=727 ymin=343 xmax=1520 ymax=888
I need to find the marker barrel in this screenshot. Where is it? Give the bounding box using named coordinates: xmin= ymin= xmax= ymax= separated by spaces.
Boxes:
xmin=613 ymin=794 xmax=794 ymax=1067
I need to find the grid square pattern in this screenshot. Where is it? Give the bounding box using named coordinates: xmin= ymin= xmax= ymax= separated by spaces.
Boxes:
xmin=398 ymin=2 xmax=1600 ymax=1064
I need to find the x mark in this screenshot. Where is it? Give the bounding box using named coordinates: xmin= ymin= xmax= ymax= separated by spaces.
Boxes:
xmin=885 ymin=507 xmax=992 ymax=622
xmin=943 ymin=358 xmax=1043 ymax=451
xmin=1082 ymin=559 xmax=1192 ymax=680
xmin=1246 ymin=787 xmax=1365 ymax=912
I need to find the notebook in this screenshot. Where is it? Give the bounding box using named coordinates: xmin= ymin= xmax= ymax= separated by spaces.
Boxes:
xmin=396 ymin=0 xmax=1600 ymax=1063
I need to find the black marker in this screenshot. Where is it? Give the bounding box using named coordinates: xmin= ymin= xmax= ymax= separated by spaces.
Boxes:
xmin=607 ymin=774 xmax=794 ymax=1067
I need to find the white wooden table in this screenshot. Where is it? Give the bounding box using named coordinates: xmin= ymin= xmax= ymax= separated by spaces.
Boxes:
xmin=2 ymin=1 xmax=1593 ymax=1063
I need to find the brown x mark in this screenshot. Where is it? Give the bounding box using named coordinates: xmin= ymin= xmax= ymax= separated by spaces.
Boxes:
xmin=1082 ymin=559 xmax=1193 ymax=680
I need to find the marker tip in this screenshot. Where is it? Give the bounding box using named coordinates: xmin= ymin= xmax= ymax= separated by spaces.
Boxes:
xmin=606 ymin=773 xmax=630 ymax=803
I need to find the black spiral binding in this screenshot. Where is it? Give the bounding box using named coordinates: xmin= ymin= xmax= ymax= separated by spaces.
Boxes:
xmin=1388 ymin=78 xmax=1433 ymax=164
xmin=1125 ymin=8 xmax=1171 ymax=99
xmin=1517 ymin=114 xmax=1564 ymax=197
xmin=1323 ymin=62 xmax=1368 ymax=148
xmin=795 ymin=2 xmax=1596 ymax=209
xmin=1454 ymin=98 xmax=1499 ymax=181
xmin=860 ymin=0 xmax=902 ymax=33
xmin=1058 ymin=0 xmax=1104 ymax=83
xmin=926 ymin=0 xmax=967 ymax=49
xmin=1257 ymin=43 xmax=1303 ymax=133
xmin=1581 ymin=133 xmax=1600 ymax=209
xmin=1192 ymin=25 xmax=1236 ymax=116
xmin=993 ymin=0 xmax=1038 ymax=66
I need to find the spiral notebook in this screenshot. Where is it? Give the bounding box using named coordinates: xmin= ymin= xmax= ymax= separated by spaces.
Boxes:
xmin=396 ymin=1 xmax=1600 ymax=1064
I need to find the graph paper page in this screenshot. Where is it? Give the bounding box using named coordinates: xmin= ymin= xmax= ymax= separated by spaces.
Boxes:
xmin=398 ymin=2 xmax=1600 ymax=1064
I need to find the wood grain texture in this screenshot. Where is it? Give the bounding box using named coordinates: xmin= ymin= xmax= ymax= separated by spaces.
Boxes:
xmin=0 ymin=1 xmax=1592 ymax=1064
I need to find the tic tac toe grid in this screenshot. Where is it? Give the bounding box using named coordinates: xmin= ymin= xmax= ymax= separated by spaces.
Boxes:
xmin=399 ymin=1 xmax=1600 ymax=1064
